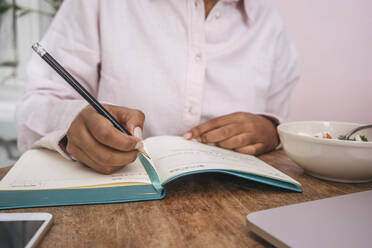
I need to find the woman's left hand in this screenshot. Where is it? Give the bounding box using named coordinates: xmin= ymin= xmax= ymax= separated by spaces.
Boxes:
xmin=184 ymin=112 xmax=279 ymax=155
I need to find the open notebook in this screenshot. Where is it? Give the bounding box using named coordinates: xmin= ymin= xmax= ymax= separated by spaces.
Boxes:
xmin=0 ymin=136 xmax=301 ymax=209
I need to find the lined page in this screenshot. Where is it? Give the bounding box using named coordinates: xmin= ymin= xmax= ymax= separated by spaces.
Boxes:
xmin=0 ymin=149 xmax=150 ymax=190
xmin=144 ymin=136 xmax=300 ymax=186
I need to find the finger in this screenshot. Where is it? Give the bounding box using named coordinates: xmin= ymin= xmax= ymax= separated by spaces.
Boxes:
xmin=199 ymin=123 xmax=246 ymax=143
xmin=235 ymin=143 xmax=266 ymax=155
xmin=83 ymin=111 xmax=140 ymax=151
xmin=69 ymin=124 xmax=139 ymax=167
xmin=217 ymin=133 xmax=256 ymax=149
xmin=67 ymin=143 xmax=123 ymax=174
xmin=186 ymin=112 xmax=249 ymax=139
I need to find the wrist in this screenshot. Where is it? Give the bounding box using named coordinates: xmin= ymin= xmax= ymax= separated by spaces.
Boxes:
xmin=259 ymin=115 xmax=280 ymax=149
xmin=58 ymin=135 xmax=76 ymax=161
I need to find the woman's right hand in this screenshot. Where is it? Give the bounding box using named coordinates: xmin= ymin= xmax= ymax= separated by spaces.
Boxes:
xmin=65 ymin=104 xmax=145 ymax=174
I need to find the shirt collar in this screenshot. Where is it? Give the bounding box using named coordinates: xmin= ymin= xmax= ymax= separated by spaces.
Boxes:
xmin=222 ymin=0 xmax=259 ymax=23
xmin=150 ymin=0 xmax=259 ymax=23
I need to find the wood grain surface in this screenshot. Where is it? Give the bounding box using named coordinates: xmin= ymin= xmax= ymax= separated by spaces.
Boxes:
xmin=1 ymin=150 xmax=371 ymax=248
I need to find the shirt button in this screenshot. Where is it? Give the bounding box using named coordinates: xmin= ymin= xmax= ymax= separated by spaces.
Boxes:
xmin=188 ymin=107 xmax=194 ymax=114
xmin=194 ymin=0 xmax=198 ymax=7
xmin=195 ymin=53 xmax=202 ymax=63
xmin=215 ymin=11 xmax=221 ymax=19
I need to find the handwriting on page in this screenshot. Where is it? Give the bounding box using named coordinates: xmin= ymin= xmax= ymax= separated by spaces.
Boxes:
xmin=144 ymin=136 xmax=296 ymax=184
xmin=5 ymin=170 xmax=150 ymax=190
xmin=157 ymin=149 xmax=249 ymax=162
xmin=169 ymin=164 xmax=205 ymax=173
xmin=154 ymin=148 xmax=290 ymax=183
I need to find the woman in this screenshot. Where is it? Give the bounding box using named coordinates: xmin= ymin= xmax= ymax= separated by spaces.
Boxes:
xmin=16 ymin=0 xmax=299 ymax=174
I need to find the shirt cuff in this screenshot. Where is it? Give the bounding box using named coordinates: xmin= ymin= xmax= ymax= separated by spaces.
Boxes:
xmin=255 ymin=112 xmax=283 ymax=151
xmin=29 ymin=101 xmax=88 ymax=160
xmin=31 ymin=130 xmax=73 ymax=160
xmin=255 ymin=112 xmax=282 ymax=126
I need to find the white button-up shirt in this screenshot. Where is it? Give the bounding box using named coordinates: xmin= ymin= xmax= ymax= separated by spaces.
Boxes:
xmin=16 ymin=0 xmax=300 ymax=156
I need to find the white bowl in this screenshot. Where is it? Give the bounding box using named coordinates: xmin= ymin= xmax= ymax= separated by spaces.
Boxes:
xmin=278 ymin=121 xmax=372 ymax=183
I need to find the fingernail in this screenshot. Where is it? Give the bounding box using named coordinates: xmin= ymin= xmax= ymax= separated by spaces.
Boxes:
xmin=207 ymin=142 xmax=216 ymax=146
xmin=134 ymin=127 xmax=142 ymax=139
xmin=196 ymin=137 xmax=202 ymax=142
xmin=183 ymin=132 xmax=192 ymax=139
xmin=135 ymin=141 xmax=144 ymax=149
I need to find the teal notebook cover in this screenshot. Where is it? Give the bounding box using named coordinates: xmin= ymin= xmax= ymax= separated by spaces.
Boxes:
xmin=163 ymin=170 xmax=302 ymax=193
xmin=0 ymin=148 xmax=302 ymax=210
xmin=0 ymin=172 xmax=300 ymax=210
xmin=0 ymin=154 xmax=165 ymax=210
xmin=0 ymin=185 xmax=165 ymax=210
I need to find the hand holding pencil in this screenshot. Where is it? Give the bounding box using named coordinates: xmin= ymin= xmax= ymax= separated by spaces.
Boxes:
xmin=66 ymin=104 xmax=146 ymax=174
xmin=32 ymin=43 xmax=148 ymax=174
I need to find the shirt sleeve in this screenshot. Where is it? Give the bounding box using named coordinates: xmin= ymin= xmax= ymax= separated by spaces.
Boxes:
xmin=263 ymin=28 xmax=301 ymax=124
xmin=16 ymin=0 xmax=101 ymax=158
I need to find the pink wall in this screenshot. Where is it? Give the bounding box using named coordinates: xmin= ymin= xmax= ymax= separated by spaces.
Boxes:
xmin=272 ymin=0 xmax=372 ymax=124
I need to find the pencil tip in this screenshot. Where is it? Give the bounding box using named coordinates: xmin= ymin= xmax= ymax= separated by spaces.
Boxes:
xmin=138 ymin=147 xmax=151 ymax=159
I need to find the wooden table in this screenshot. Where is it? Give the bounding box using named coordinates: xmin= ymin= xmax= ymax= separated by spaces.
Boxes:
xmin=1 ymin=150 xmax=372 ymax=248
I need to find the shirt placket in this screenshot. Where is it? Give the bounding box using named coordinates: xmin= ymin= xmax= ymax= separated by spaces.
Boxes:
xmin=182 ymin=0 xmax=206 ymax=132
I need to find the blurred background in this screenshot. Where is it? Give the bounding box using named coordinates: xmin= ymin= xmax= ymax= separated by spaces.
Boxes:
xmin=0 ymin=0 xmax=371 ymax=167
xmin=0 ymin=0 xmax=62 ymax=166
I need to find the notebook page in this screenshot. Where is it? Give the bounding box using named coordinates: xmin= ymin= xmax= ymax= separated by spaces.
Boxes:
xmin=144 ymin=136 xmax=300 ymax=186
xmin=0 ymin=149 xmax=151 ymax=190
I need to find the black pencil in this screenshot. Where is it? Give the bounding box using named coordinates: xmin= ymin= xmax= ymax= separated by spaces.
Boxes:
xmin=31 ymin=42 xmax=149 ymax=158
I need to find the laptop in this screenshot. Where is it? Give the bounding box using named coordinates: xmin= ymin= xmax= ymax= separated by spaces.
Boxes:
xmin=247 ymin=190 xmax=372 ymax=248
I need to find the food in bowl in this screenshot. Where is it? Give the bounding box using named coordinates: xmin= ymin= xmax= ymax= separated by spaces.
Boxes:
xmin=277 ymin=121 xmax=372 ymax=183
xmin=313 ymin=132 xmax=369 ymax=142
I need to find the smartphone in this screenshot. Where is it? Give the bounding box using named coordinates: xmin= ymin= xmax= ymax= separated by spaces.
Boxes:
xmin=0 ymin=212 xmax=53 ymax=248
